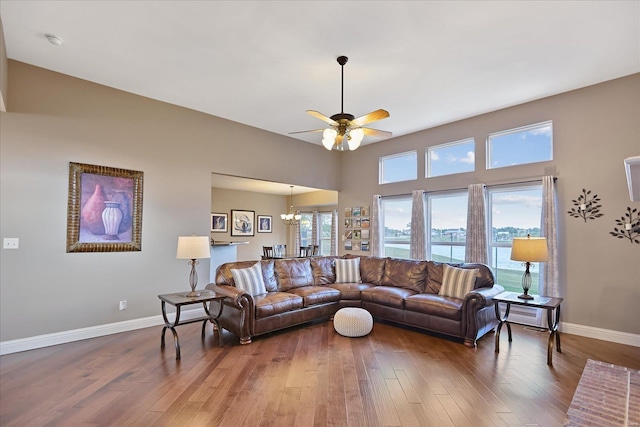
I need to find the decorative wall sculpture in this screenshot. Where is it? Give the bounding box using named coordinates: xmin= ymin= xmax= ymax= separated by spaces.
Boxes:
xmin=567 ymin=189 xmax=603 ymax=222
xmin=609 ymin=207 xmax=639 ymax=244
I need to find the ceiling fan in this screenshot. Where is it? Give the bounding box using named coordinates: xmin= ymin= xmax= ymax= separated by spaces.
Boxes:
xmin=290 ymin=56 xmax=391 ymax=151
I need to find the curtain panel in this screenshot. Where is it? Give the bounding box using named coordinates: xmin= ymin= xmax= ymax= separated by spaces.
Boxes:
xmin=465 ymin=183 xmax=488 ymax=264
xmin=410 ymin=190 xmax=427 ymax=260
xmin=537 ymin=176 xmax=560 ymax=327
xmin=371 ymin=195 xmax=384 ymax=257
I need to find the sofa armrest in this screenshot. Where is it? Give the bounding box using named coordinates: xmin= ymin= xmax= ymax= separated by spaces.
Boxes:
xmin=205 ymin=283 xmax=251 ymax=309
xmin=465 ymin=284 xmax=505 ymax=308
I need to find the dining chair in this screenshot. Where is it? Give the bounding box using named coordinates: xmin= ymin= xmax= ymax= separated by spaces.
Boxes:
xmin=300 ymin=246 xmax=311 ymax=257
xmin=262 ymin=246 xmax=274 ymax=259
xmin=311 ymin=245 xmax=319 ymax=255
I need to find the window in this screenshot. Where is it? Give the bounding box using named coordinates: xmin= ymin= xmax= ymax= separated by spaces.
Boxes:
xmin=319 ymin=212 xmax=332 ymax=255
xmin=427 ymin=192 xmax=468 ymax=262
xmin=379 ymin=151 xmax=417 ymax=184
xmin=487 ymin=121 xmax=552 ymax=169
xmin=299 ymin=212 xmax=313 ymax=247
xmin=487 ymin=185 xmax=543 ymax=294
xmin=381 ymin=196 xmax=411 ymax=258
xmin=427 ymin=138 xmax=475 ymax=177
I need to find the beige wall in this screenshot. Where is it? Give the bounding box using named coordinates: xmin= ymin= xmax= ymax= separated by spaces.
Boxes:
xmin=339 ymin=74 xmax=640 ymax=335
xmin=0 ymin=61 xmax=340 ymax=341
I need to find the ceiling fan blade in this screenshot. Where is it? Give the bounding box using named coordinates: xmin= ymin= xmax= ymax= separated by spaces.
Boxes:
xmin=288 ymin=129 xmax=325 ymax=135
xmin=362 ymin=128 xmax=393 ymax=138
xmin=351 ymin=109 xmax=390 ymax=127
xmin=306 ymin=110 xmax=338 ymax=126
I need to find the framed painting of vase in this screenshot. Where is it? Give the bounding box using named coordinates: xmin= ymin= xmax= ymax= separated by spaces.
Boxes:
xmin=66 ymin=162 xmax=144 ymax=252
xmin=230 ymin=210 xmax=255 ymax=237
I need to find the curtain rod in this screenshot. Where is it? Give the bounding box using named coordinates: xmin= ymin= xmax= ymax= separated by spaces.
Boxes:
xmin=382 ymin=176 xmax=557 ymax=197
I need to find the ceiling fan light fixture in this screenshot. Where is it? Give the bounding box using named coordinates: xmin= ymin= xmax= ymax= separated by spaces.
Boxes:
xmin=322 ymin=128 xmax=337 ymax=150
xmin=347 ymin=128 xmax=364 ymax=150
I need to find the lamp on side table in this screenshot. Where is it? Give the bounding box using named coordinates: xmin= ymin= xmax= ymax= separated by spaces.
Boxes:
xmin=176 ymin=235 xmax=211 ymax=297
xmin=510 ymin=234 xmax=548 ymax=300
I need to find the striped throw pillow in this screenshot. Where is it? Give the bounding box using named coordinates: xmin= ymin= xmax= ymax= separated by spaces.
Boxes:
xmin=231 ymin=262 xmax=267 ymax=296
xmin=335 ymin=258 xmax=361 ymax=283
xmin=438 ymin=264 xmax=478 ymax=299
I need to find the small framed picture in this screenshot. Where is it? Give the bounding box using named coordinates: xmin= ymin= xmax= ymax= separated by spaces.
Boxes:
xmin=211 ymin=213 xmax=228 ymax=233
xmin=231 ymin=210 xmax=255 ymax=236
xmin=257 ymin=215 xmax=272 ymax=233
xmin=345 ymin=207 xmax=352 ymax=218
xmin=352 ymin=206 xmax=361 ymax=217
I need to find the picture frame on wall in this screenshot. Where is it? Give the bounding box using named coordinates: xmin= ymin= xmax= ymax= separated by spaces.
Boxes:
xmin=257 ymin=215 xmax=272 ymax=233
xmin=211 ymin=213 xmax=228 ymax=232
xmin=231 ymin=209 xmax=255 ymax=236
xmin=66 ymin=162 xmax=144 ymax=253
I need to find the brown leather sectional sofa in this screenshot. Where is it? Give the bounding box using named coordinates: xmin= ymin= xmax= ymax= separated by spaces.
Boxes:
xmin=206 ymin=255 xmax=505 ymax=347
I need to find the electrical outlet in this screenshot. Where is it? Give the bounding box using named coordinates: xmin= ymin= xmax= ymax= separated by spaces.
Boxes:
xmin=119 ymin=300 xmax=127 ymax=311
xmin=3 ymin=238 xmax=19 ymax=249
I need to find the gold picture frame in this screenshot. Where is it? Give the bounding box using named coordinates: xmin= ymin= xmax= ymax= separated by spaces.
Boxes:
xmin=66 ymin=162 xmax=144 ymax=252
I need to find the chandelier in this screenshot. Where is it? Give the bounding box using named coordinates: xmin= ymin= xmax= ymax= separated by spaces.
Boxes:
xmin=281 ymin=185 xmax=301 ymax=225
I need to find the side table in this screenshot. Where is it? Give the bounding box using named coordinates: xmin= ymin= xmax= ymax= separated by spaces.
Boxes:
xmin=493 ymin=291 xmax=563 ymax=366
xmin=158 ymin=290 xmax=226 ymax=360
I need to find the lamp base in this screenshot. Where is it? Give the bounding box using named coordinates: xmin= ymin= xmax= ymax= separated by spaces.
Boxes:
xmin=185 ymin=290 xmax=201 ymax=298
xmin=517 ymin=293 xmax=534 ymax=300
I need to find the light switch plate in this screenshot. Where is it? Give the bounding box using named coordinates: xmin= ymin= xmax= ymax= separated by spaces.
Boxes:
xmin=3 ymin=238 xmax=19 ymax=249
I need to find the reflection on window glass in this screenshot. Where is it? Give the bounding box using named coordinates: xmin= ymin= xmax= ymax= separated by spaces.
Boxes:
xmin=381 ymin=196 xmax=411 ymax=258
xmin=379 ymin=151 xmax=417 ymax=184
xmin=488 ymin=185 xmax=543 ymax=294
xmin=487 ymin=121 xmax=552 ymax=169
xmin=427 ymin=139 xmax=475 ymax=178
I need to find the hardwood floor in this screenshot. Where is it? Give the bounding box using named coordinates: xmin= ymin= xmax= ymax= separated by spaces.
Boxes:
xmin=1 ymin=320 xmax=639 ymax=426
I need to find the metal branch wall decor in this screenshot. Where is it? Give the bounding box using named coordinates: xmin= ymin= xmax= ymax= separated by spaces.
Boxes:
xmin=609 ymin=207 xmax=640 ymax=244
xmin=567 ymin=189 xmax=603 ymax=222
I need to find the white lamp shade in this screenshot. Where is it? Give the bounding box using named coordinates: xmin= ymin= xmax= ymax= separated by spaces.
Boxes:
xmin=510 ymin=236 xmax=549 ymax=262
xmin=347 ymin=128 xmax=364 ymax=150
xmin=322 ymin=128 xmax=337 ymax=150
xmin=176 ymin=236 xmax=211 ymax=259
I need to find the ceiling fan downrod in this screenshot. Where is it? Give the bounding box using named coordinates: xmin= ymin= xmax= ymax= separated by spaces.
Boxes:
xmin=331 ymin=56 xmax=354 ymax=122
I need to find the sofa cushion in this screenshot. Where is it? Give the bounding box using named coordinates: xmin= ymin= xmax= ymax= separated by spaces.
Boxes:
xmin=275 ymin=258 xmax=314 ymax=291
xmin=217 ymin=260 xmax=277 ymax=292
xmin=286 ymin=286 xmax=341 ymax=307
xmin=361 ymin=286 xmax=416 ymax=309
xmin=381 ymin=258 xmax=427 ymax=292
xmin=439 ymin=264 xmax=479 ymax=299
xmin=328 ymin=282 xmax=375 ymax=300
xmin=230 ymin=262 xmax=267 ymax=296
xmin=253 ymin=292 xmax=304 ymax=319
xmin=404 ymin=294 xmax=463 ymax=321
xmin=344 ymin=255 xmax=386 ymax=285
xmin=335 ymin=258 xmax=361 ymax=283
xmin=310 ymin=256 xmax=338 ymax=285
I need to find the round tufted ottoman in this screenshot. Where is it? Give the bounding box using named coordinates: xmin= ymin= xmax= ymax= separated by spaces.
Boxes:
xmin=333 ymin=307 xmax=373 ymax=337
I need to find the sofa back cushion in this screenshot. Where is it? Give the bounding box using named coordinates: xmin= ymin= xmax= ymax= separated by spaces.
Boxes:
xmin=311 ymin=256 xmax=339 ymax=285
xmin=231 ymin=262 xmax=267 ymax=296
xmin=343 ymin=254 xmax=386 ymax=285
xmin=438 ymin=264 xmax=478 ymax=299
xmin=216 ymin=259 xmax=277 ymax=291
xmin=381 ymin=258 xmax=427 ymax=292
xmin=425 ymin=261 xmax=495 ymax=294
xmin=335 ymin=258 xmax=362 ymax=283
xmin=275 ymin=258 xmax=314 ymax=291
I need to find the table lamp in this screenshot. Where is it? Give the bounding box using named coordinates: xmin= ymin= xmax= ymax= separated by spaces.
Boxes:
xmin=510 ymin=234 xmax=549 ymax=300
xmin=176 ymin=235 xmax=211 ymax=297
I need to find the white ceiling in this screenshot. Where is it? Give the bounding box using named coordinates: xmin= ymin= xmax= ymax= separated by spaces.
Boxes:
xmin=1 ymin=1 xmax=639 ymax=193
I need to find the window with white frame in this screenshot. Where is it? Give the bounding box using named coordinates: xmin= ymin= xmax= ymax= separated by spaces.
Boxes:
xmin=487 ymin=184 xmax=543 ymax=294
xmin=379 ymin=151 xmax=417 ymax=184
xmin=487 ymin=121 xmax=553 ymax=169
xmin=299 ymin=212 xmax=313 ymax=247
xmin=381 ymin=195 xmax=412 ymax=258
xmin=426 ymin=191 xmax=468 ymax=262
xmin=319 ymin=212 xmax=332 ymax=255
xmin=426 ymin=138 xmax=475 ymax=178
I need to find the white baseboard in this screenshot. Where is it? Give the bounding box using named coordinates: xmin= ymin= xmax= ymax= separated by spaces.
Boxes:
xmin=1 ymin=309 xmax=638 ymax=355
xmin=0 ymin=308 xmax=206 ymax=356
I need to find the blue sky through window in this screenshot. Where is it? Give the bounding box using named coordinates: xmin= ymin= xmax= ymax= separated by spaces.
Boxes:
xmin=428 ymin=139 xmax=475 ymax=177
xmin=488 ymin=122 xmax=552 ymax=169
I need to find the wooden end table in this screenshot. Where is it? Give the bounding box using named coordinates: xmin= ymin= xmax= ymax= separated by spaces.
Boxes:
xmin=493 ymin=291 xmax=563 ymax=366
xmin=158 ymin=290 xmax=226 ymax=360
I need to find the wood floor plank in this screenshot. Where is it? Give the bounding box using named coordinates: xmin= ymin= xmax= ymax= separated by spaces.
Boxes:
xmin=2 ymin=320 xmax=639 ymax=426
